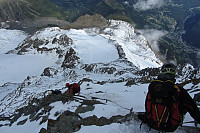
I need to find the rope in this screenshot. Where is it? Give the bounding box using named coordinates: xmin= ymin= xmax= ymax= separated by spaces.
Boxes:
xmin=78 ymin=94 xmax=132 ymax=111
xmin=47 ymin=92 xmax=133 ymax=111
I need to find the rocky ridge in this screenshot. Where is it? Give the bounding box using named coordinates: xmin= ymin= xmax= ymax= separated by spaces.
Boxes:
xmin=0 ymin=20 xmax=200 ymax=132
xmin=1 ymin=14 xmax=108 ymax=35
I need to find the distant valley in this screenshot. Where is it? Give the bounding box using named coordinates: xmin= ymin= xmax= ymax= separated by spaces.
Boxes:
xmin=1 ymin=0 xmax=200 ymax=67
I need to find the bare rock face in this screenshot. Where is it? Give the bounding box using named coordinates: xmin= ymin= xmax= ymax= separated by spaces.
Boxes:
xmin=41 ymin=67 xmax=58 ymax=77
xmin=72 ymin=14 xmax=108 ymax=29
xmin=81 ymin=63 xmax=117 ymax=74
xmin=46 ymin=111 xmax=82 ymax=133
xmin=7 ymin=32 xmax=73 ymax=60
xmin=61 ymin=47 xmax=80 ymax=69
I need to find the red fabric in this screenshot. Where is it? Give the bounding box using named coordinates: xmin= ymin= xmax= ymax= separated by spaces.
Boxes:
xmin=171 ymin=102 xmax=180 ymax=125
xmin=68 ymin=83 xmax=80 ymax=94
xmin=69 ymin=88 xmax=73 ymax=94
xmin=66 ymin=83 xmax=70 ymax=87
xmin=73 ymin=83 xmax=79 ymax=88
xmin=146 ymin=92 xmax=180 ymax=129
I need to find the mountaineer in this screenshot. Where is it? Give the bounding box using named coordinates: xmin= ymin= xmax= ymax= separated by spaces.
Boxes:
xmin=138 ymin=63 xmax=200 ymax=132
xmin=66 ymin=83 xmax=80 ymax=95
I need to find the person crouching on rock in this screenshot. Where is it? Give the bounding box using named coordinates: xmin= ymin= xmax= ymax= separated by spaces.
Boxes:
xmin=66 ymin=83 xmax=80 ymax=95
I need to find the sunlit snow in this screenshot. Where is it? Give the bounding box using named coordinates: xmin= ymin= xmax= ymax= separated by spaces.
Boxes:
xmin=0 ymin=21 xmax=199 ymax=133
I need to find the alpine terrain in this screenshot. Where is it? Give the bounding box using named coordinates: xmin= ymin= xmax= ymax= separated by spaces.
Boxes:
xmin=0 ymin=19 xmax=200 ymax=133
xmin=1 ymin=0 xmax=200 ymax=67
xmin=0 ymin=0 xmax=200 ymax=133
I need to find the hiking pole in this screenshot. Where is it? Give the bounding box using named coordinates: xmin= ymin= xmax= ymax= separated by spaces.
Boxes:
xmin=78 ymin=93 xmax=132 ymax=111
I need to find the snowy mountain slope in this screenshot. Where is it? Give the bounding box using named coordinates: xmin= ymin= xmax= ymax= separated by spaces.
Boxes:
xmin=1 ymin=20 xmax=162 ymax=115
xmin=0 ymin=29 xmax=58 ymax=86
xmin=10 ymin=20 xmax=162 ymax=68
xmin=0 ymin=20 xmax=200 ymax=133
xmin=0 ymin=29 xmax=27 ymax=54
xmin=1 ymin=78 xmax=200 ymax=133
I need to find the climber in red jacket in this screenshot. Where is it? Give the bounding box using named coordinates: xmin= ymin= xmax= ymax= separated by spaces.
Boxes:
xmin=66 ymin=83 xmax=80 ymax=95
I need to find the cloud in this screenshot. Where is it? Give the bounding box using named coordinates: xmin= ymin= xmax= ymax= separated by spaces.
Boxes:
xmin=138 ymin=29 xmax=167 ymax=52
xmin=138 ymin=29 xmax=168 ymax=60
xmin=123 ymin=1 xmax=129 ymax=6
xmin=133 ymin=0 xmax=165 ymax=10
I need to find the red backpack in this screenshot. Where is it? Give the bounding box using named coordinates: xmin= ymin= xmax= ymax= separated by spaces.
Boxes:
xmin=145 ymin=80 xmax=181 ymax=132
xmin=69 ymin=83 xmax=80 ymax=94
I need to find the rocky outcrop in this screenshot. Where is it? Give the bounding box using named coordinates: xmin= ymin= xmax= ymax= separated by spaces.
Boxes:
xmin=7 ymin=31 xmax=73 ymax=62
xmin=41 ymin=67 xmax=58 ymax=77
xmin=61 ymin=48 xmax=80 ymax=69
xmin=0 ymin=91 xmax=136 ymax=133
xmin=9 ymin=14 xmax=109 ymax=33
xmin=39 ymin=111 xmax=135 ymax=133
xmin=81 ymin=63 xmax=117 ymax=74
xmin=46 ymin=111 xmax=82 ymax=133
xmin=71 ymin=14 xmax=108 ymax=29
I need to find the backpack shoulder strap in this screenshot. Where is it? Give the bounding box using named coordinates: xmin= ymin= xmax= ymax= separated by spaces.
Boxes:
xmin=174 ymin=84 xmax=180 ymax=91
xmin=152 ymin=79 xmax=174 ymax=84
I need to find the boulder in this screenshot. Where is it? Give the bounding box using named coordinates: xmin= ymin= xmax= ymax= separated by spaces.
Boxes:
xmin=46 ymin=111 xmax=82 ymax=133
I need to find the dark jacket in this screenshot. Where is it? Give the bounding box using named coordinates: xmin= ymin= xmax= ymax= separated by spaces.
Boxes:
xmin=143 ymin=74 xmax=200 ymax=132
xmin=68 ymin=83 xmax=80 ymax=95
xmin=157 ymin=74 xmax=200 ymax=124
xmin=178 ymin=86 xmax=200 ymax=123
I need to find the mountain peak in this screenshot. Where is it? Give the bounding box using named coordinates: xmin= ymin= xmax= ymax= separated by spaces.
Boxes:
xmin=72 ymin=14 xmax=108 ymax=29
